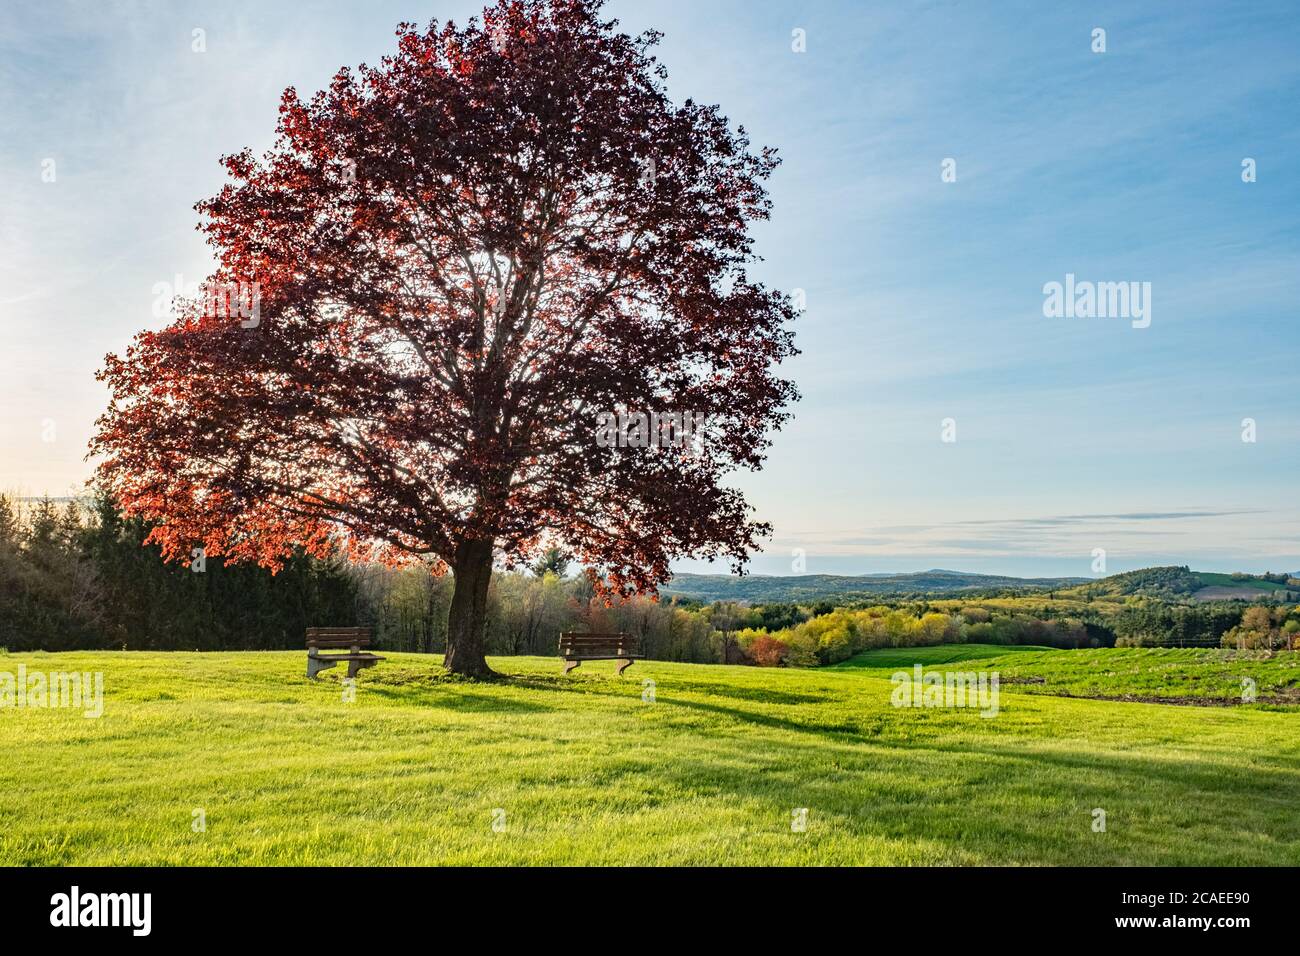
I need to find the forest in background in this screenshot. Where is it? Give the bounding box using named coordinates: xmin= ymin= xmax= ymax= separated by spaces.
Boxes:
xmin=1 ymin=494 xmax=1295 ymax=664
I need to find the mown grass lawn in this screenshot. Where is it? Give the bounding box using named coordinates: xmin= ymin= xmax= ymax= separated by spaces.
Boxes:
xmin=1 ymin=649 xmax=1297 ymax=865
xmin=1195 ymin=571 xmax=1292 ymax=592
xmin=834 ymin=644 xmax=1300 ymax=703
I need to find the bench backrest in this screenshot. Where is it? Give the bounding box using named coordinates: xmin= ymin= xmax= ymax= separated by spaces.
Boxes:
xmin=558 ymin=632 xmax=638 ymax=656
xmin=307 ymin=627 xmax=372 ymax=650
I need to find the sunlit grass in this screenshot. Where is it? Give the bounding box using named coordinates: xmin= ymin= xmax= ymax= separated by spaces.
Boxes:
xmin=1 ymin=650 xmax=1297 ymax=865
xmin=837 ymin=644 xmax=1300 ymax=703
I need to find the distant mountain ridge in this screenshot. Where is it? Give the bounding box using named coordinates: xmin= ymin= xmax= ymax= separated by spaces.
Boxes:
xmin=662 ymin=569 xmax=1089 ymax=603
xmin=662 ymin=565 xmax=1300 ymax=604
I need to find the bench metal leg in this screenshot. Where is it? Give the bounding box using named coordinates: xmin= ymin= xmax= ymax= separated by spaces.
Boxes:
xmin=346 ymin=658 xmax=379 ymax=679
xmin=563 ymin=659 xmax=581 ymax=674
xmin=615 ymin=658 xmax=633 ymax=676
xmin=307 ymin=656 xmax=338 ymax=680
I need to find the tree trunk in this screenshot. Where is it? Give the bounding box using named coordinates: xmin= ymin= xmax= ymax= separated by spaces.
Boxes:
xmin=443 ymin=539 xmax=497 ymax=677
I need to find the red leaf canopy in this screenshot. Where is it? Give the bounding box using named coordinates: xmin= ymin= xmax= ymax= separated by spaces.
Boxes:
xmin=92 ymin=0 xmax=799 ymax=598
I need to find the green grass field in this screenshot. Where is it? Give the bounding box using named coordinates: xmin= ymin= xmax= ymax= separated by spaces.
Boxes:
xmin=1194 ymin=572 xmax=1292 ymax=591
xmin=1 ymin=648 xmax=1298 ymax=865
xmin=833 ymin=644 xmax=1300 ymax=704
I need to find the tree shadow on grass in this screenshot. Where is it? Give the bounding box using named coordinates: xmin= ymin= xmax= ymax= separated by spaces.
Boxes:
xmin=653 ymin=694 xmax=867 ymax=737
xmin=598 ymin=710 xmax=1300 ymax=865
xmin=320 ymin=668 xmax=558 ymax=715
xmin=506 ymin=673 xmax=641 ymax=697
xmin=498 ymin=679 xmax=1300 ymax=813
xmin=489 ymin=674 xmax=871 ymax=736
xmin=655 ymin=692 xmax=1300 ymax=787
xmin=362 ymin=684 xmax=558 ymax=714
xmin=507 ymin=672 xmax=829 ymax=707
xmin=656 ymin=681 xmax=831 ymax=707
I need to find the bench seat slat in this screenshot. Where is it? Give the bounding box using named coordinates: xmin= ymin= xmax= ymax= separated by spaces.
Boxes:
xmin=307 ymin=626 xmax=373 ymax=652
xmin=558 ymin=632 xmax=638 ymax=675
xmin=559 ymin=633 xmax=639 ymax=658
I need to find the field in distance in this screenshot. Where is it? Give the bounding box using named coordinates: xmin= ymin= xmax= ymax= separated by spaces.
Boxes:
xmin=833 ymin=644 xmax=1300 ymax=705
xmin=1 ymin=648 xmax=1297 ymax=866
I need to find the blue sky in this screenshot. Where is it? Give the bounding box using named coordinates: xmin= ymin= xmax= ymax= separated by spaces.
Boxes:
xmin=1 ymin=1 xmax=1297 ymax=578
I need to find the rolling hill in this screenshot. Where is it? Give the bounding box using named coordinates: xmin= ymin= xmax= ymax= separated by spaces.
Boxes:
xmin=662 ymin=566 xmax=1300 ymax=605
xmin=1059 ymin=566 xmax=1300 ymax=603
xmin=662 ymin=569 xmax=1088 ymax=604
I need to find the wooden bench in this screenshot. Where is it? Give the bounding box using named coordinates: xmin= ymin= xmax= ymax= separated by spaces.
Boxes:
xmin=559 ymin=632 xmax=640 ymax=675
xmin=306 ymin=627 xmax=385 ymax=680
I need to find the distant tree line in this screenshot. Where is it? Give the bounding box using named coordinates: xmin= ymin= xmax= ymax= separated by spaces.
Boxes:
xmin=0 ymin=495 xmax=356 ymax=652
xmin=0 ymin=494 xmax=722 ymax=661
xmin=1218 ymin=605 xmax=1300 ymax=650
xmin=729 ymin=605 xmax=1105 ymax=666
xmin=1 ymin=494 xmax=1294 ymax=663
xmin=1110 ymin=603 xmax=1247 ymax=648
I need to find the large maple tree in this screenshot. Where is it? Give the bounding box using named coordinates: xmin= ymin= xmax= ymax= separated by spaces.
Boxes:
xmin=92 ymin=0 xmax=798 ymax=677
